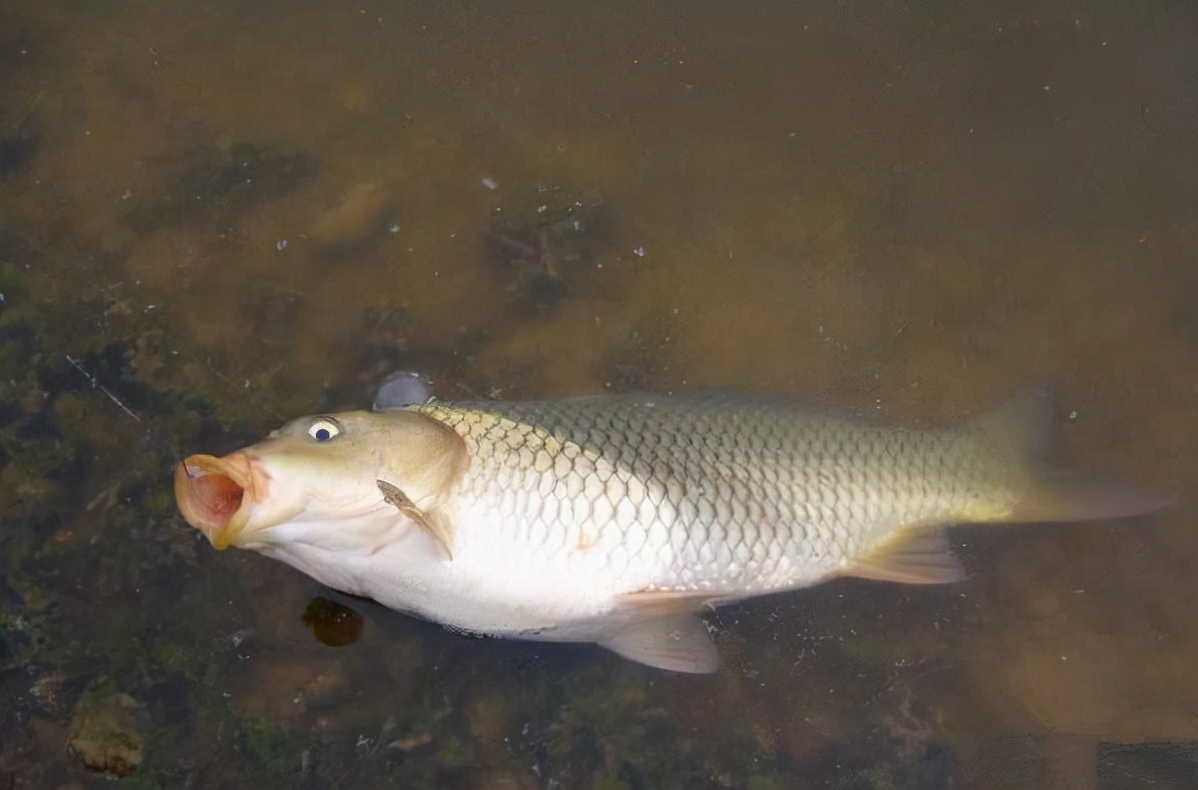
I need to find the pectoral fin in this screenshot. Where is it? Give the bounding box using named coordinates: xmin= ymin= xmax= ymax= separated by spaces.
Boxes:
xmin=843 ymin=528 xmax=966 ymax=584
xmin=377 ymin=479 xmax=454 ymax=560
xmin=599 ymin=614 xmax=721 ymax=673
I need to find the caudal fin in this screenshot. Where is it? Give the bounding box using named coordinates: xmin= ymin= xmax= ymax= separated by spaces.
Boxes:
xmin=974 ymin=387 xmax=1174 ymax=524
xmin=842 ymin=388 xmax=1171 ymax=587
xmin=1006 ymin=469 xmax=1174 ymax=523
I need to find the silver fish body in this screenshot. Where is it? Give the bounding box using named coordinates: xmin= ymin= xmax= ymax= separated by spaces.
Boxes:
xmin=421 ymin=395 xmax=1000 ymax=598
xmin=174 ymin=390 xmax=1168 ymax=672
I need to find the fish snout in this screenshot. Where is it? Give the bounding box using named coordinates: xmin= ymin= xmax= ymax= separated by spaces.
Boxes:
xmin=174 ymin=451 xmax=266 ymax=549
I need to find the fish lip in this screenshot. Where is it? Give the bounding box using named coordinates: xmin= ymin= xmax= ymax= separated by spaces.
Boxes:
xmin=174 ymin=451 xmax=265 ymax=549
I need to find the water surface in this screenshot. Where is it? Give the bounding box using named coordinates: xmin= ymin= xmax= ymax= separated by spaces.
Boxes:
xmin=2 ymin=2 xmax=1196 ymax=788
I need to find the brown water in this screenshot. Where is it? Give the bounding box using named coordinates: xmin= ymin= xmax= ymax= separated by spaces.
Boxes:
xmin=2 ymin=2 xmax=1196 ymax=788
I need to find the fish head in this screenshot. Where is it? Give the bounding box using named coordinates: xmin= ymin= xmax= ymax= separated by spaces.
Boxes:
xmin=174 ymin=409 xmax=467 ymax=554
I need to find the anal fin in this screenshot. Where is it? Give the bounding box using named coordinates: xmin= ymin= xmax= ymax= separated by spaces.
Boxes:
xmin=843 ymin=528 xmax=966 ymax=585
xmin=599 ymin=614 xmax=720 ymax=674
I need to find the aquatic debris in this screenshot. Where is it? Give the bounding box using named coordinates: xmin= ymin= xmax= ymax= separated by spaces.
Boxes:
xmin=65 ymin=354 xmax=140 ymax=421
xmin=302 ymin=596 xmax=364 ymax=648
xmin=481 ymin=183 xmax=617 ymax=311
xmin=67 ymin=687 xmax=147 ymax=777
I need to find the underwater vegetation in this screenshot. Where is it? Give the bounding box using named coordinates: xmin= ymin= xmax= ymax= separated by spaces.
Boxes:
xmin=0 ymin=165 xmax=971 ymax=788
xmin=2 ymin=2 xmax=1196 ymax=788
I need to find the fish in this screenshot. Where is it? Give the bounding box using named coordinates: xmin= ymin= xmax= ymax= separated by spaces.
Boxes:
xmin=173 ymin=389 xmax=1170 ymax=673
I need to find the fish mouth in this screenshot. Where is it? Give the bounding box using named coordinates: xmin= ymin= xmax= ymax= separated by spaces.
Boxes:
xmin=174 ymin=452 xmax=264 ymax=549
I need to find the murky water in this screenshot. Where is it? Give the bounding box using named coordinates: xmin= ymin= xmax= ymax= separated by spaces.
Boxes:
xmin=2 ymin=2 xmax=1196 ymax=788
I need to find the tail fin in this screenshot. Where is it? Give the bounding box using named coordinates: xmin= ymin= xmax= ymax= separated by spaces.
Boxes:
xmin=973 ymin=388 xmax=1173 ymax=523
xmin=842 ymin=389 xmax=1171 ymax=587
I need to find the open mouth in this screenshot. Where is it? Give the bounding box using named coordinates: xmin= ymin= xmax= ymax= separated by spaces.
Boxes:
xmin=174 ymin=452 xmax=260 ymax=549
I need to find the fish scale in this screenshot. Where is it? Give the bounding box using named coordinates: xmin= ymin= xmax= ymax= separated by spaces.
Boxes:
xmin=418 ymin=394 xmax=986 ymax=594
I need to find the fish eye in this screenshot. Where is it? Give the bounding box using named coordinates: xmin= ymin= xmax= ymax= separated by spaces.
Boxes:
xmin=307 ymin=418 xmax=341 ymax=442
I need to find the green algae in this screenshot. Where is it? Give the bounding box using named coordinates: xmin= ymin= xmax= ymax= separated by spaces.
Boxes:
xmin=241 ymin=716 xmax=310 ymax=774
xmin=0 ymin=233 xmax=283 ymax=787
xmin=66 ymin=679 xmax=147 ymax=777
xmin=122 ymin=137 xmax=318 ymax=233
xmin=483 ymin=182 xmax=618 ymax=312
